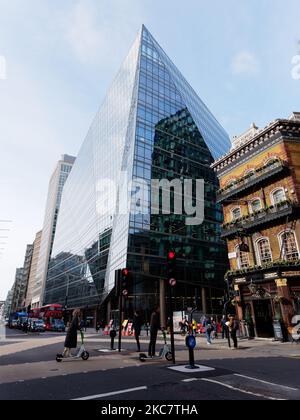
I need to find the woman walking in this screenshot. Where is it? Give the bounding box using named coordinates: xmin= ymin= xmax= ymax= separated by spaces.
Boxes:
xmin=63 ymin=309 xmax=81 ymax=357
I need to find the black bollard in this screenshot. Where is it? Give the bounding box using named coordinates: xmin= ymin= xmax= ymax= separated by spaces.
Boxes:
xmin=110 ymin=329 xmax=117 ymax=350
xmin=185 ymin=335 xmax=199 ymax=370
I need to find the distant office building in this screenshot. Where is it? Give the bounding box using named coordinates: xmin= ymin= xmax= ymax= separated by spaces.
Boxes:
xmin=10 ymin=244 xmax=34 ymax=312
xmin=213 ymin=112 xmax=300 ymax=339
xmin=3 ymin=290 xmax=13 ymax=319
xmin=25 ymin=230 xmax=42 ymax=308
xmin=0 ymin=301 xmax=5 ymax=319
xmin=44 ymin=26 xmax=230 ymax=324
xmin=31 ymin=155 xmax=75 ymax=308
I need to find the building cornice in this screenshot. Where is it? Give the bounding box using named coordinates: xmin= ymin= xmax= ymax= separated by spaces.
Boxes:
xmin=212 ymin=119 xmax=300 ymax=174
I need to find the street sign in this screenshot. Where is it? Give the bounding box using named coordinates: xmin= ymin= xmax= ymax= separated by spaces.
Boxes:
xmin=186 ymin=335 xmax=196 ymax=350
xmin=169 ymin=278 xmax=176 ymax=287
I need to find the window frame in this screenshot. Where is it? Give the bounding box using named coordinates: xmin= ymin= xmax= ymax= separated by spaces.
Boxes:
xmin=278 ymin=229 xmax=300 ymax=261
xmin=255 ymin=237 xmax=273 ymax=265
xmin=230 ymin=206 xmax=242 ymax=222
xmin=270 ymin=187 xmax=286 ymax=206
xmin=235 ymin=244 xmax=250 ymax=269
xmin=249 ymin=197 xmax=262 ymax=214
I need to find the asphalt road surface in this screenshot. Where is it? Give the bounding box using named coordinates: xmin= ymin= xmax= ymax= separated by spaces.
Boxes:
xmin=1 ymin=328 xmax=300 ymax=401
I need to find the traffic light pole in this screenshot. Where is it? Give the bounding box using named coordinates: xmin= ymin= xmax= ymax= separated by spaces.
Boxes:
xmin=118 ymin=291 xmax=123 ymax=353
xmin=168 ymin=284 xmax=176 ymax=365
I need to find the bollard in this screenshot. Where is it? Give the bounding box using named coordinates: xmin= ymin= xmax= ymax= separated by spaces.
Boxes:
xmin=110 ymin=329 xmax=117 ymax=350
xmin=185 ymin=334 xmax=199 ymax=370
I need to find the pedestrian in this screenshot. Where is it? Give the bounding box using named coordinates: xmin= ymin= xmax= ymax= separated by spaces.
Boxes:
xmin=148 ymin=306 xmax=160 ymax=357
xmin=192 ymin=319 xmax=198 ymax=336
xmin=211 ymin=318 xmax=218 ymax=340
xmin=23 ymin=320 xmax=28 ymax=334
xmin=63 ymin=309 xmax=81 ymax=357
xmin=133 ymin=310 xmax=142 ymax=352
xmin=166 ymin=317 xmax=171 ymax=334
xmin=145 ymin=322 xmax=150 ymax=337
xmin=80 ymin=318 xmax=87 ymax=332
xmin=203 ymin=316 xmax=212 ymax=345
xmin=227 ymin=316 xmax=239 ymax=349
xmin=221 ymin=315 xmax=228 ymax=340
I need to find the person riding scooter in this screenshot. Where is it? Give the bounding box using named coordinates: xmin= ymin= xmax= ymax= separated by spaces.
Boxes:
xmin=63 ymin=308 xmax=81 ymax=358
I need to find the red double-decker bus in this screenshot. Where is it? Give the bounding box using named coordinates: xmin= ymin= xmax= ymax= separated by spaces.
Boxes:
xmin=28 ymin=304 xmax=65 ymax=331
xmin=40 ymin=304 xmax=64 ymax=331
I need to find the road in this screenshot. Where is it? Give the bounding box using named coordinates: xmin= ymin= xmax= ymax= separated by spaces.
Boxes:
xmin=1 ymin=328 xmax=300 ymax=401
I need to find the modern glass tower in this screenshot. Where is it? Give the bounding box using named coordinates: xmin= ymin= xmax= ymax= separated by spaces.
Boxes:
xmin=44 ymin=26 xmax=231 ymax=322
xmin=32 ymin=155 xmax=76 ymax=308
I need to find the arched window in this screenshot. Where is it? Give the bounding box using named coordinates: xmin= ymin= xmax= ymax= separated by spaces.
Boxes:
xmin=250 ymin=198 xmax=262 ymax=213
xmin=231 ymin=207 xmax=241 ymax=221
xmin=271 ymin=188 xmax=286 ymax=205
xmin=235 ymin=245 xmax=250 ymax=269
xmin=265 ymin=156 xmax=279 ymax=166
xmin=279 ymin=231 xmax=299 ymax=261
xmin=244 ymin=169 xmax=255 ymax=177
xmin=256 ymin=238 xmax=273 ymax=264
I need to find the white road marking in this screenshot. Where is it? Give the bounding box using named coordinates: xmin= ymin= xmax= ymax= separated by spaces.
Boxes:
xmin=234 ymin=374 xmax=299 ymax=391
xmin=182 ymin=378 xmax=198 ymax=383
xmin=201 ymin=378 xmax=285 ymax=400
xmin=73 ymin=386 xmax=148 ymax=401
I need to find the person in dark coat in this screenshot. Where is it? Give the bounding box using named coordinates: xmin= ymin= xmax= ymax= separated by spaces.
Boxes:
xmin=148 ymin=306 xmax=160 ymax=357
xmin=227 ymin=316 xmax=239 ymax=349
xmin=132 ymin=311 xmax=142 ymax=352
xmin=63 ymin=309 xmax=81 ymax=357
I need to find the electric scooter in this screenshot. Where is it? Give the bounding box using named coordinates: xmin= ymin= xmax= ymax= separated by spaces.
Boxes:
xmin=139 ymin=329 xmax=173 ymax=362
xmin=56 ymin=330 xmax=90 ymax=362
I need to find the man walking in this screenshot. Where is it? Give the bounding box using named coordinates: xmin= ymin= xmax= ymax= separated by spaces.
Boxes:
xmin=133 ymin=310 xmax=142 ymax=352
xmin=203 ymin=316 xmax=212 ymax=345
xmin=221 ymin=315 xmax=228 ymax=340
xmin=227 ymin=316 xmax=239 ymax=349
xmin=148 ymin=306 xmax=160 ymax=357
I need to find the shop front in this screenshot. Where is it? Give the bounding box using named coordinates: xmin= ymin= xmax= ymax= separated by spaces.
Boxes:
xmin=233 ymin=273 xmax=300 ymax=341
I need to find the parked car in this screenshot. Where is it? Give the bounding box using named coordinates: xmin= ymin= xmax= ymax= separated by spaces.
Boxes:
xmin=52 ymin=319 xmax=65 ymax=332
xmin=28 ymin=319 xmax=45 ymax=333
xmin=9 ymin=319 xmax=19 ymax=329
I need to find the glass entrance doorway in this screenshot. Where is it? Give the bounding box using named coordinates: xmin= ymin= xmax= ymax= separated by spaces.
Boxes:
xmin=253 ymin=299 xmax=274 ymax=338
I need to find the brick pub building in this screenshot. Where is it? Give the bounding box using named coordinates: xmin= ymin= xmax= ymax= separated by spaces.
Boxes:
xmin=212 ymin=113 xmax=300 ymax=339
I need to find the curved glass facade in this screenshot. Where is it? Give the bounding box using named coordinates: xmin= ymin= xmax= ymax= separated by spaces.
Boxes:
xmin=44 ymin=27 xmax=230 ymax=317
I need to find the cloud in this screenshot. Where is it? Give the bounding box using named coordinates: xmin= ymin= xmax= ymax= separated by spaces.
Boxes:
xmin=64 ymin=0 xmax=144 ymax=64
xmin=231 ymin=51 xmax=260 ymax=76
xmin=65 ymin=0 xmax=106 ymax=63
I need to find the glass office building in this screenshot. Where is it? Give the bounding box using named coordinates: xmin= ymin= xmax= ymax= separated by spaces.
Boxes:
xmin=44 ymin=26 xmax=231 ymax=322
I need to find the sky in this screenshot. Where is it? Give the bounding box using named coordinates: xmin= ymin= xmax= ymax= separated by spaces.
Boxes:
xmin=0 ymin=0 xmax=299 ymax=300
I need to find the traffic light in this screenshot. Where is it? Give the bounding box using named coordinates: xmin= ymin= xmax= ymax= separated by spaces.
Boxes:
xmin=121 ymin=268 xmax=130 ymax=296
xmin=167 ymin=250 xmax=177 ymax=287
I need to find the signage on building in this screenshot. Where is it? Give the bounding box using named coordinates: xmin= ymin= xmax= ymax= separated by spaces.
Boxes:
xmin=275 ymin=279 xmax=288 ymax=287
xmin=235 ymin=278 xmax=247 ymax=284
xmin=264 ymin=272 xmax=278 ymax=279
xmin=273 ymin=320 xmax=284 ymax=342
xmin=283 ymin=271 xmax=300 ymax=277
xmin=228 ymin=252 xmax=237 ymax=259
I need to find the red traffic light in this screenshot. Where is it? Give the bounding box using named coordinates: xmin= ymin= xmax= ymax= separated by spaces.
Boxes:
xmin=168 ymin=251 xmax=176 ymax=260
xmin=122 ymin=268 xmax=129 ymax=277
